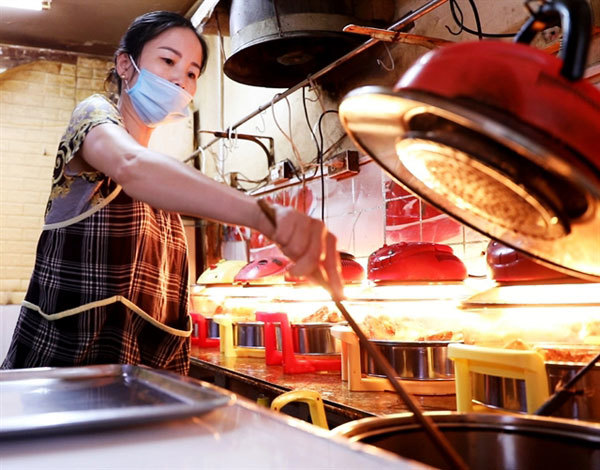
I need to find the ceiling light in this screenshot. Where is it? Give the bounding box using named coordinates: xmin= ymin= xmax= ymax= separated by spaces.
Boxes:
xmin=0 ymin=0 xmax=51 ymax=11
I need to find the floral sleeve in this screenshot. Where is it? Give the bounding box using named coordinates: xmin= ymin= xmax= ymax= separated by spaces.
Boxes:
xmin=46 ymin=94 xmax=124 ymax=219
xmin=52 ymin=94 xmax=123 ymax=184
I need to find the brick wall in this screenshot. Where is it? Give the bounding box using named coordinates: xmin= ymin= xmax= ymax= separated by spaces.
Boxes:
xmin=0 ymin=52 xmax=111 ymax=304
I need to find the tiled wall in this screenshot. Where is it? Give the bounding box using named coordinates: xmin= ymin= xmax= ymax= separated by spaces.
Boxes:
xmin=240 ymin=160 xmax=490 ymax=276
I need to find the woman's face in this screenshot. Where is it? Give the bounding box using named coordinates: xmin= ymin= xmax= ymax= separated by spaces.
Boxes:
xmin=125 ymin=26 xmax=204 ymax=96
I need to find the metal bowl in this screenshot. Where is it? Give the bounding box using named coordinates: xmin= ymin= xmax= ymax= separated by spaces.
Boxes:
xmin=233 ymin=321 xmax=265 ymax=348
xmin=289 ymin=323 xmax=340 ymax=355
xmin=205 ymin=318 xmax=220 ymax=339
xmin=273 ymin=323 xmax=339 ymax=355
xmin=333 ymin=411 xmax=600 ymax=470
xmin=472 ymin=362 xmax=600 ymax=422
xmin=361 ymin=340 xmax=459 ymax=380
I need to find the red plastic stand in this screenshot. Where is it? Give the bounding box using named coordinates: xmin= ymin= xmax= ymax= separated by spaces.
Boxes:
xmin=256 ymin=312 xmax=341 ymax=374
xmin=190 ymin=312 xmax=220 ymax=348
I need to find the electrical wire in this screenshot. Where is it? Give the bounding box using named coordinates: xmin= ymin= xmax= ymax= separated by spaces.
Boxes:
xmin=307 ymin=75 xmax=326 ymax=114
xmin=302 ymin=86 xmax=322 ymax=161
xmin=317 ymin=109 xmax=340 ymax=222
xmin=214 ymin=10 xmax=227 ymax=64
xmin=466 ymin=0 xmax=483 ymax=40
xmin=228 ymin=171 xmax=269 ymax=184
xmin=446 ymin=0 xmax=518 ymax=38
xmin=270 ymin=93 xmax=305 ymax=181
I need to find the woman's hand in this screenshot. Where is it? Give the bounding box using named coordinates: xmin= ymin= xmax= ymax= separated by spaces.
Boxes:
xmin=257 ymin=203 xmax=344 ymax=301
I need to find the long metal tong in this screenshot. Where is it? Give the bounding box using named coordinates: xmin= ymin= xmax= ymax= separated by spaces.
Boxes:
xmin=257 ymin=199 xmax=468 ymax=470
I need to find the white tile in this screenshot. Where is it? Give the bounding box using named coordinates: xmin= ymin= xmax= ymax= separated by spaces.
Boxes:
xmin=463 ymin=241 xmax=490 ymax=277
xmin=352 ymin=208 xmax=386 ymax=257
xmin=353 ymin=161 xmax=384 ymax=212
xmin=326 ymin=214 xmax=355 ymax=253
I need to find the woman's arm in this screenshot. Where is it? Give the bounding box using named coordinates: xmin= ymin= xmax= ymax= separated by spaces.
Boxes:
xmin=81 ymin=123 xmax=266 ymax=230
xmin=80 ymin=122 xmax=343 ymax=298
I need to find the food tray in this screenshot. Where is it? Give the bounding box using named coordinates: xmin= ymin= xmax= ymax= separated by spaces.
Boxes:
xmin=0 ymin=364 xmax=234 ymax=439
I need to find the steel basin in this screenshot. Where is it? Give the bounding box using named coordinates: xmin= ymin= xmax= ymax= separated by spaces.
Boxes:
xmin=274 ymin=323 xmax=339 ymax=355
xmin=472 ymin=362 xmax=600 ymax=422
xmin=233 ymin=321 xmax=265 ymax=348
xmin=333 ymin=411 xmax=600 ymax=470
xmin=361 ymin=340 xmax=459 ymax=380
xmin=206 ymin=318 xmax=220 ymax=338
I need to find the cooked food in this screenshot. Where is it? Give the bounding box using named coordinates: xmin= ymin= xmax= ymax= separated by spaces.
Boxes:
xmin=503 ymin=339 xmax=532 ymax=351
xmin=299 ymin=306 xmax=344 ymax=323
xmin=417 ymin=331 xmax=463 ymax=342
xmin=503 ymin=339 xmax=599 ymax=363
xmin=537 ymin=346 xmax=599 ymax=364
xmin=358 ymin=314 xmax=461 ymax=342
xmin=360 ymin=314 xmax=398 ymax=340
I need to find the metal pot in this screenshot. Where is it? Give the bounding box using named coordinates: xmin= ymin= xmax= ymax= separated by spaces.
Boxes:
xmin=275 ymin=323 xmax=340 ymax=355
xmin=234 ymin=321 xmax=265 ymax=348
xmin=333 ymin=411 xmax=600 ymax=470
xmin=224 ymin=0 xmax=384 ymax=88
xmin=473 ymin=361 xmax=600 ymax=422
xmin=361 ymin=340 xmax=458 ymax=380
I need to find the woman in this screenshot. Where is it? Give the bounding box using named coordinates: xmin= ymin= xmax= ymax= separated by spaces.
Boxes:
xmin=2 ymin=11 xmax=342 ymax=374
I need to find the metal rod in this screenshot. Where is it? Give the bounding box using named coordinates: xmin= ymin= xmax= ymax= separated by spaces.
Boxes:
xmin=343 ymin=25 xmax=453 ymax=49
xmin=256 ymin=198 xmax=468 ymax=470
xmin=184 ymin=0 xmax=449 ymax=163
xmin=201 ymin=130 xmax=275 ymax=168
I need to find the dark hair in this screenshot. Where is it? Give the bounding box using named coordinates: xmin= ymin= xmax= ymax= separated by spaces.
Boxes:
xmin=105 ymin=10 xmax=208 ymax=95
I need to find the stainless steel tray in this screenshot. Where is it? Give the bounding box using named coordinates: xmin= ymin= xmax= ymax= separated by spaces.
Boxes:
xmin=0 ymin=364 xmax=234 ymax=439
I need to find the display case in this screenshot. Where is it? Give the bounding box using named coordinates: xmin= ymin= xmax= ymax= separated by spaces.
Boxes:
xmin=189 ymin=278 xmax=600 ymax=421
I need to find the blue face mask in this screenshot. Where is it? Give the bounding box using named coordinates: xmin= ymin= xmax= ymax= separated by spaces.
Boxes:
xmin=125 ymin=55 xmax=193 ymax=127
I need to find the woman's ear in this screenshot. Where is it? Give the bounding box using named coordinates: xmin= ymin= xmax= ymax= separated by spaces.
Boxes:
xmin=116 ymin=52 xmax=133 ymax=82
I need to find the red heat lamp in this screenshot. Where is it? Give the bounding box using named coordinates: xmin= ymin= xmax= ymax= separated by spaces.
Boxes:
xmin=339 ymin=0 xmax=600 ymax=282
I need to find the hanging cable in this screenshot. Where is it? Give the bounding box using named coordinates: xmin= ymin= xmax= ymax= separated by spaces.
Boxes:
xmin=307 ymin=75 xmax=326 ymax=114
xmin=215 ymin=10 xmax=227 ymax=64
xmin=211 ymin=144 xmax=228 ymax=183
xmin=377 ymin=43 xmax=396 ymax=71
xmin=270 ymin=93 xmax=305 ymax=180
xmin=467 ymin=0 xmax=483 ymax=40
xmin=446 ymin=0 xmax=518 ymax=38
xmin=317 ymin=109 xmax=340 ymax=222
xmin=255 ymin=110 xmax=266 ymax=133
xmin=302 ymin=86 xmax=321 ymax=160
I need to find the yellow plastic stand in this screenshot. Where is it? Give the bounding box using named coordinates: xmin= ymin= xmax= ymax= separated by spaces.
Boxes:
xmin=331 ymin=325 xmax=391 ymax=391
xmin=213 ymin=314 xmax=265 ymax=359
xmin=271 ymin=390 xmax=329 ymax=429
xmin=448 ymin=343 xmax=549 ymax=413
xmin=330 ymin=325 xmax=455 ymax=395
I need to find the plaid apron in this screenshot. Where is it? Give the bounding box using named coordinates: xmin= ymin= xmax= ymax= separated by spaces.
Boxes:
xmin=2 ymin=185 xmax=192 ymax=374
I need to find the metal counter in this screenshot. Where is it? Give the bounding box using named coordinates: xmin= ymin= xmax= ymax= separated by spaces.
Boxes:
xmin=0 ymin=365 xmax=427 ymax=470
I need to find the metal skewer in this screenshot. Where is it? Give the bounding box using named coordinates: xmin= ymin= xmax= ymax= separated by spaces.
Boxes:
xmin=257 ymin=199 xmax=468 ymax=470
